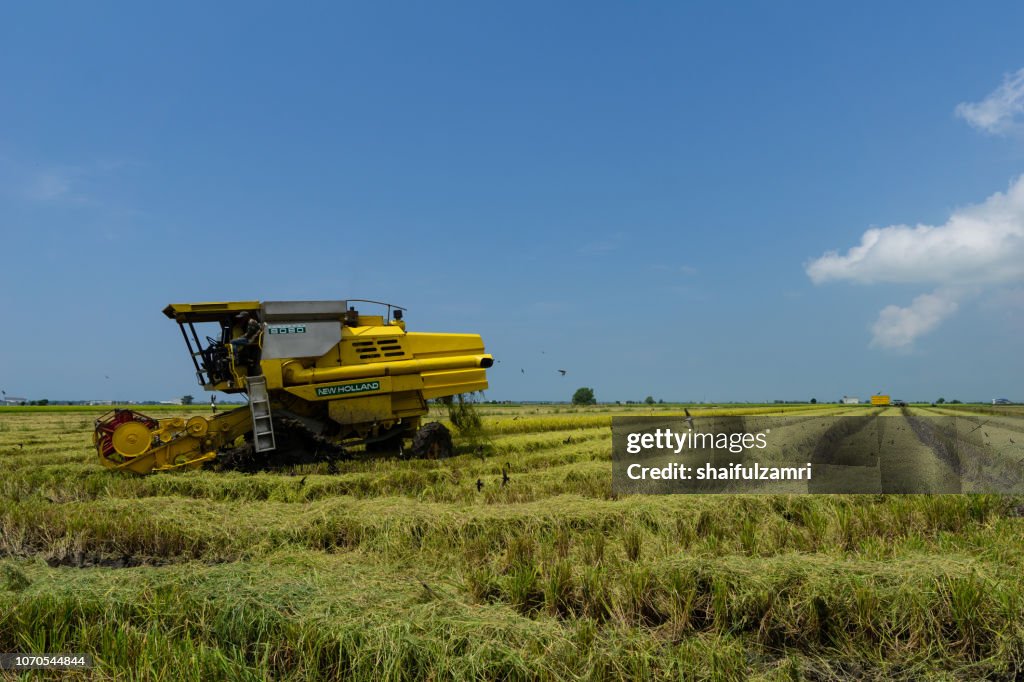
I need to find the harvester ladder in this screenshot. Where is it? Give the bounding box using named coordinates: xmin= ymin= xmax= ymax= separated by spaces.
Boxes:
xmin=246 ymin=376 xmax=276 ymax=453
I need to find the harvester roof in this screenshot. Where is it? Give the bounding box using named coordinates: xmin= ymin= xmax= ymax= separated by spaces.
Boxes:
xmin=162 ymin=301 xmax=261 ymax=323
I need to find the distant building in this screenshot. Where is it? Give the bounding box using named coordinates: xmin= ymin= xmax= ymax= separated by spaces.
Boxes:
xmin=993 ymin=398 xmax=1011 ymax=405
xmin=1 ymin=396 xmax=27 ymax=405
xmin=85 ymin=400 xmax=114 ymax=406
xmin=841 ymin=396 xmax=860 ymax=405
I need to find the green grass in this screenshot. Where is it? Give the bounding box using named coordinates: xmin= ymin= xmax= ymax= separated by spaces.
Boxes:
xmin=1 ymin=404 xmax=1023 ymax=680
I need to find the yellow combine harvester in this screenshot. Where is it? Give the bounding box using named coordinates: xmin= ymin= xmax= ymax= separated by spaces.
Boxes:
xmin=94 ymin=300 xmax=492 ymax=474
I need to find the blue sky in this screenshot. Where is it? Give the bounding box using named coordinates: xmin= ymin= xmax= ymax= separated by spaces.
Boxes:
xmin=1 ymin=2 xmax=1023 ymax=403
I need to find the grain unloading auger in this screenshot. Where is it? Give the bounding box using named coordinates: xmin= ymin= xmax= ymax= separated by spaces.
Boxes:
xmin=94 ymin=300 xmax=493 ymax=474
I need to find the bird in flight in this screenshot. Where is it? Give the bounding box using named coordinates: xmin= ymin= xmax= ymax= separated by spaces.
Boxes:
xmin=684 ymin=408 xmax=694 ymax=429
xmin=558 ymin=369 xmax=567 ymax=376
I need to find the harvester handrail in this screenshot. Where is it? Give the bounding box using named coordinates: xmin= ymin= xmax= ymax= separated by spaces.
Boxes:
xmin=345 ymin=299 xmax=406 ymax=311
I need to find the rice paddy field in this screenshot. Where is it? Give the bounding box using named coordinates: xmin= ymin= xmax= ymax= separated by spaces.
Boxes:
xmin=2 ymin=402 xmax=1024 ymax=680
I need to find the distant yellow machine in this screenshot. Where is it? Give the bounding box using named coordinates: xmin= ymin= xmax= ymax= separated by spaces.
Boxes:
xmin=94 ymin=300 xmax=493 ymax=474
xmin=871 ymin=395 xmax=891 ymax=406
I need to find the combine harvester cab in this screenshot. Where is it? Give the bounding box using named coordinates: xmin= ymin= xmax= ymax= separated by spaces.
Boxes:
xmin=94 ymin=300 xmax=493 ymax=474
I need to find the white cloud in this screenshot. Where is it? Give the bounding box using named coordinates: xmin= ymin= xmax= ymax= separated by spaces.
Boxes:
xmin=870 ymin=291 xmax=960 ymax=349
xmin=17 ymin=158 xmax=136 ymax=204
xmin=651 ymin=263 xmax=698 ymax=275
xmin=578 ymin=232 xmax=628 ymax=255
xmin=25 ymin=171 xmax=73 ymax=201
xmin=955 ymin=67 xmax=1024 ymax=135
xmin=808 ymin=176 xmax=1024 ymax=286
xmin=807 ymin=176 xmax=1024 ymax=347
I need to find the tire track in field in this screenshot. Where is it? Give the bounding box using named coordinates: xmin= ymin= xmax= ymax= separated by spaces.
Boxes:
xmin=803 ymin=412 xmax=885 ymax=493
xmin=902 ymin=408 xmax=1024 ymax=493
xmin=744 ymin=410 xmax=961 ymax=493
xmin=881 ymin=411 xmax=962 ymax=493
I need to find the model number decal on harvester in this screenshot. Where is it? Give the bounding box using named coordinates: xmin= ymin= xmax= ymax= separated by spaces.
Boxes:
xmin=268 ymin=325 xmax=307 ymax=334
xmin=315 ymin=381 xmax=382 ymax=397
